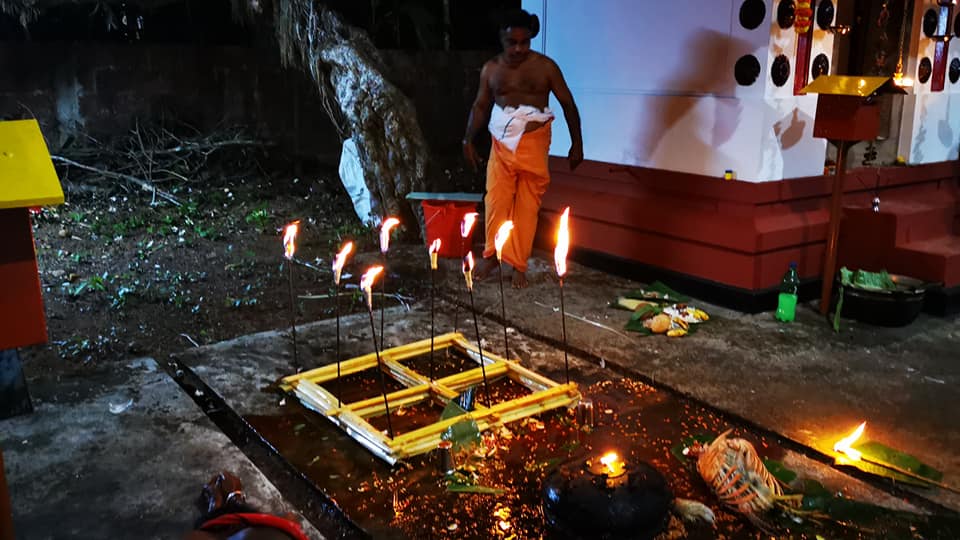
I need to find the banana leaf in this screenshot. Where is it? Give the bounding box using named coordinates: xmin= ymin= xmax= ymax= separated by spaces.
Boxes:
xmin=440 ymin=399 xmax=480 ymax=450
xmin=622 ymin=281 xmax=690 ymax=303
xmin=624 ymin=304 xmax=661 ymax=333
xmin=769 ymin=463 xmax=953 ymax=535
xmin=840 ymin=440 xmax=944 ymax=485
xmin=832 ymin=284 xmax=844 ymax=333
xmin=625 ymin=305 xmax=704 ymax=336
xmin=840 ymin=267 xmax=897 ymax=292
xmin=446 ymin=483 xmax=506 ymax=495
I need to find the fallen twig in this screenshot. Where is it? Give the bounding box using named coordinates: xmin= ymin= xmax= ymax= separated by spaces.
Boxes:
xmin=51 ymin=155 xmax=182 ymax=206
xmin=533 ymin=301 xmax=631 ymax=339
xmin=299 ymin=291 xmax=413 ymax=311
xmin=179 ymin=333 xmax=200 ymax=348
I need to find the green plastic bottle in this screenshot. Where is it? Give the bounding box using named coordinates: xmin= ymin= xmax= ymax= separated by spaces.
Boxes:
xmin=775 ymin=262 xmax=800 ymax=322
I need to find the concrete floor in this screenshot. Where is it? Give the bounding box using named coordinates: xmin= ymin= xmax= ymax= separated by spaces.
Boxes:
xmin=3 ymin=247 xmax=958 ymax=538
xmin=449 ymin=254 xmax=960 ymax=512
xmin=0 ymin=357 xmax=323 ymax=540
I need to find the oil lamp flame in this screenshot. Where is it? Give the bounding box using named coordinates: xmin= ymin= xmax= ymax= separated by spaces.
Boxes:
xmin=554 ymin=207 xmax=570 ymax=277
xmin=893 ymin=72 xmax=914 ymax=88
xmin=598 ymin=451 xmax=626 ymax=478
xmin=460 ymin=212 xmax=479 ymax=238
xmin=494 ymin=220 xmax=514 ymax=261
xmin=462 ymin=251 xmax=475 ymax=291
xmin=332 ymin=241 xmax=354 ymax=285
xmin=360 ymin=266 xmax=384 ymax=310
xmin=833 ymin=421 xmax=867 ymax=461
xmin=428 ymin=239 xmax=441 ymax=270
xmin=282 ymin=221 xmax=300 ymax=260
xmin=380 ymin=217 xmax=400 ymax=253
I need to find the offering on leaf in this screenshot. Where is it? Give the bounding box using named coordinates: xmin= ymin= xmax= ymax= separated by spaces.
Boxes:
xmin=633 ymin=303 xmax=709 ymax=337
xmin=644 ymin=314 xmax=672 ymax=333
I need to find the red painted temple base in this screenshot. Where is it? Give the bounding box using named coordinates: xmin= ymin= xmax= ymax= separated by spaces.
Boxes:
xmin=533 ymin=158 xmax=960 ymax=312
xmin=0 ymin=208 xmax=48 ymax=350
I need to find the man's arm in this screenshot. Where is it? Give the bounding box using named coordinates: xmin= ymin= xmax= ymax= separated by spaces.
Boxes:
xmin=547 ymin=59 xmax=583 ymax=170
xmin=463 ymin=61 xmax=495 ymax=170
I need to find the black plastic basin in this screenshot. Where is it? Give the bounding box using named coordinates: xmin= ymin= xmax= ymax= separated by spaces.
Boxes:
xmin=836 ymin=274 xmax=929 ymax=327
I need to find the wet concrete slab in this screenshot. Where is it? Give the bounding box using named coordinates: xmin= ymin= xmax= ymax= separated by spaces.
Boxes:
xmin=443 ymin=252 xmax=960 ymax=513
xmin=176 ymin=285 xmax=956 ymax=538
xmin=0 ymin=357 xmax=324 ymax=540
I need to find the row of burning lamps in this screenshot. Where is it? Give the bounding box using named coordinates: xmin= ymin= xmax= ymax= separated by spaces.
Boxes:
xmin=280 ymin=208 xmax=573 ymax=440
xmin=284 ymin=214 xmax=948 ymax=488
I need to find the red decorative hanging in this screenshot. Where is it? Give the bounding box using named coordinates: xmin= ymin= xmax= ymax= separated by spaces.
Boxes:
xmin=795 ymin=0 xmax=813 ymax=34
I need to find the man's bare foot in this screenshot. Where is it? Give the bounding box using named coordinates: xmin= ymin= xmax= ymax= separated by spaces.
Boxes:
xmin=512 ymin=271 xmax=529 ymax=288
xmin=474 ymin=256 xmax=498 ymax=281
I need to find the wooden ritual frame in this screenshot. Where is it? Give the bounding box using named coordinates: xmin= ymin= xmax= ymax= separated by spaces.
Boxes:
xmin=279 ymin=332 xmax=581 ymax=465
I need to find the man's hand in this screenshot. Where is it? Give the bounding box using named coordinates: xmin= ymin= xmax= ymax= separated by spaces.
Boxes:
xmin=568 ymin=143 xmax=584 ymax=171
xmin=463 ymin=139 xmax=483 ymax=171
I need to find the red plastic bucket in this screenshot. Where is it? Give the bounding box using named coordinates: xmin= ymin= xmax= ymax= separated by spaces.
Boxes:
xmin=421 ymin=200 xmax=479 ymax=258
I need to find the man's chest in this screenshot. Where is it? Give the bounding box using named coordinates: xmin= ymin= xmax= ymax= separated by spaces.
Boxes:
xmin=490 ymin=66 xmax=550 ymax=96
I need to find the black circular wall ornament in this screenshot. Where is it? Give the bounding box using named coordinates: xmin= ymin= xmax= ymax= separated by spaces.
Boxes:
xmin=918 ymin=57 xmax=933 ymax=84
xmin=739 ymin=0 xmax=766 ymax=30
xmin=740 ymin=0 xmax=767 ymax=30
xmin=772 ymin=54 xmax=791 ymax=87
xmin=777 ymin=0 xmax=796 ymax=29
xmin=735 ymin=54 xmax=762 ymax=85
xmin=923 ymin=9 xmax=939 ymax=38
xmin=950 ymin=58 xmax=960 ymax=84
xmin=812 ymin=53 xmax=830 ymax=78
xmin=816 ymin=0 xmax=835 ymax=30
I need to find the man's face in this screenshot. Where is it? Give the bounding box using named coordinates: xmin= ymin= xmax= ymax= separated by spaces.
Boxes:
xmin=500 ymin=27 xmax=532 ymax=66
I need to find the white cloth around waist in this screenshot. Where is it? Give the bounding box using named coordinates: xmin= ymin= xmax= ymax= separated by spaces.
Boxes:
xmin=488 ymin=104 xmax=554 ymax=152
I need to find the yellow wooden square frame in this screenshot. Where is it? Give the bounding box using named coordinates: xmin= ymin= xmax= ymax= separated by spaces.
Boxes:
xmin=279 ymin=332 xmax=580 ymax=465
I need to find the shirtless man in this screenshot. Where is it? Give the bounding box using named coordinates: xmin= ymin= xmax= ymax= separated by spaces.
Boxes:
xmin=463 ymin=8 xmax=583 ymax=288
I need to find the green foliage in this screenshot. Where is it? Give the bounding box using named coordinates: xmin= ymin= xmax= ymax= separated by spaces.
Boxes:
xmin=111 ymin=215 xmax=147 ymax=236
xmin=245 ymin=203 xmax=270 ymax=230
xmin=70 ymin=251 xmax=89 ymax=264
xmin=64 ymin=273 xmax=108 ymax=298
xmin=56 ymin=334 xmax=110 ymax=362
xmin=110 ymin=285 xmax=136 ymax=309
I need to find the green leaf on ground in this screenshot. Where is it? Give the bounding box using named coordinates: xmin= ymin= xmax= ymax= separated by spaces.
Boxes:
xmin=623 ymin=281 xmax=690 ymax=303
xmin=852 ymin=440 xmax=943 ymax=482
xmin=625 ymin=304 xmax=660 ymax=333
xmin=763 ymin=459 xmax=798 ymax=484
xmin=833 ymin=285 xmax=844 ymax=333
xmin=440 ymin=400 xmax=480 ymax=450
xmin=446 ymin=483 xmax=505 ymax=495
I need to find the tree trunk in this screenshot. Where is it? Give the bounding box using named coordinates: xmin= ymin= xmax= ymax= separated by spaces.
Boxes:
xmin=272 ymin=0 xmax=429 ymax=236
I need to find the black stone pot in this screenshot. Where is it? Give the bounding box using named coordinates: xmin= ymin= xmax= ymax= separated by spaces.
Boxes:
xmin=541 ymin=455 xmax=672 ymax=540
xmin=835 ymin=274 xmax=929 ymax=327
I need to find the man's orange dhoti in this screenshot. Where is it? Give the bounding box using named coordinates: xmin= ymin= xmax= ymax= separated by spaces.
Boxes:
xmin=482 ymin=124 xmax=552 ymax=272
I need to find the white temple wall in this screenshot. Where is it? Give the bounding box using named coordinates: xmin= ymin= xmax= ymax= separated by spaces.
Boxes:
xmin=522 ymin=0 xmax=859 ymax=182
xmin=899 ymin=0 xmax=960 ymax=164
